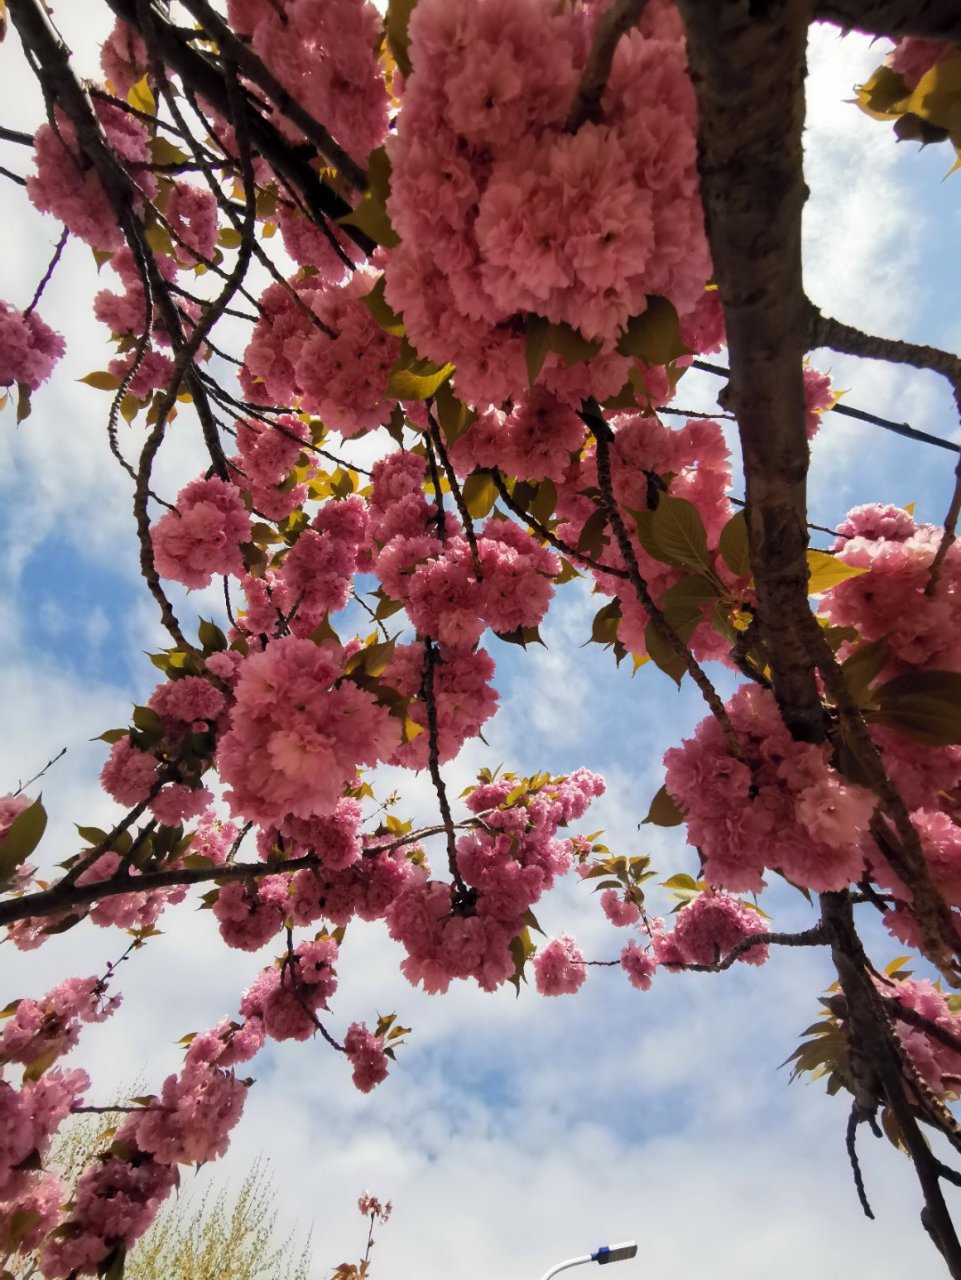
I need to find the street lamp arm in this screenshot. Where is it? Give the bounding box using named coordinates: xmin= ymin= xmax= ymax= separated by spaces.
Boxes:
xmin=539 ymin=1254 xmax=594 ymax=1280
xmin=538 ymin=1243 xmax=637 ymax=1280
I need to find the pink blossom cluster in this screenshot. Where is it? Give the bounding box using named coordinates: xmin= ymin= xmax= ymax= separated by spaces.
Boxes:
xmin=619 ymin=939 xmax=657 ymax=991
xmin=1 ymin=1068 xmax=88 ymax=1201
xmin=217 ymin=636 xmax=398 ymax=827
xmin=820 ymin=503 xmax=961 ymax=672
xmin=0 ymin=977 xmax=119 ymax=1071
xmin=122 ymin=1058 xmax=247 ymax=1166
xmin=343 ymin=1022 xmax=389 ymax=1093
xmin=803 ymin=363 xmax=835 ymax=439
xmin=0 ymin=301 xmax=65 ymax=391
xmin=239 ymin=936 xmax=339 ymax=1041
xmin=883 ymin=976 xmax=961 ymax=1097
xmin=554 ymin=412 xmax=741 ymax=662
xmin=277 ymin=201 xmax=360 ymax=278
xmin=212 ymin=876 xmax=289 ymax=951
xmin=869 ymin=811 xmax=961 ymax=940
xmin=283 ymin=844 xmax=412 ymax=930
xmin=533 ymin=934 xmax=587 ymax=996
xmin=225 ymin=0 xmax=389 ymax=164
xmin=93 ymin=247 xmax=180 ymax=342
xmin=274 ymin=496 xmax=370 ymax=632
xmin=241 ymin=272 xmax=402 ymax=437
xmin=652 ymin=893 xmax=769 ymax=969
xmin=403 ymin=520 xmax=559 ymax=649
xmin=387 ymin=769 xmax=604 ymax=994
xmin=233 ymin=413 xmax=310 ymax=522
xmin=0 ymin=1171 xmax=63 ymax=1257
xmin=384 ymin=642 xmax=499 ymax=770
xmin=151 ymin=476 xmax=252 ymax=589
xmin=28 ymin=103 xmax=155 ymax=251
xmin=0 ymin=793 xmax=30 ymax=843
xmin=38 ymin=1147 xmax=178 ymax=1278
xmin=599 ymin=888 xmax=641 ymax=927
xmin=450 ymin=389 xmax=586 ymax=485
xmin=100 ymin=19 xmax=148 ymax=96
xmin=76 ymin=850 xmax=187 ymax=930
xmin=664 ymin=684 xmax=876 ymax=893
xmin=385 ymin=0 xmax=711 ymax=408
xmin=100 ymin=737 xmax=158 ymax=807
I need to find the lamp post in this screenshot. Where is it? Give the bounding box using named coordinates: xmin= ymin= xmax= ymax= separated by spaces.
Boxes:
xmin=538 ymin=1242 xmax=638 ymax=1280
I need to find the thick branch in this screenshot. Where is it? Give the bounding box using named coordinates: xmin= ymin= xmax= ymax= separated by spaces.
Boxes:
xmin=678 ymin=0 xmax=821 ymax=741
xmin=0 ymin=821 xmax=477 ymax=929
xmin=815 ymin=0 xmax=961 ymax=42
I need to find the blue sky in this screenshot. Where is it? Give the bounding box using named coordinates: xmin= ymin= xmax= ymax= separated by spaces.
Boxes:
xmin=2 ymin=11 xmax=961 ymax=1280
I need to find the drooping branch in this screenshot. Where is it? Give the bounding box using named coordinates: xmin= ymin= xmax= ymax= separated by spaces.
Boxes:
xmin=822 ymin=890 xmax=961 ymax=1276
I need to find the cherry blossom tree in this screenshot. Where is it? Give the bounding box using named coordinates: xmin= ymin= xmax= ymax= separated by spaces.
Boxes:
xmin=2 ymin=0 xmax=961 ymax=1275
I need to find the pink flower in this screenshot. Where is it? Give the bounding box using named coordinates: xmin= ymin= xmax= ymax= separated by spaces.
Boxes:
xmin=151 ymin=476 xmax=252 ymax=589
xmin=533 ymin=934 xmax=587 ymax=996
xmin=344 ymin=1022 xmax=390 ymax=1093
xmin=0 ymin=302 xmax=65 ymax=390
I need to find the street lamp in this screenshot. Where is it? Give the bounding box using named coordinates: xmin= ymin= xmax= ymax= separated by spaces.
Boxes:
xmin=539 ymin=1242 xmax=638 ymax=1280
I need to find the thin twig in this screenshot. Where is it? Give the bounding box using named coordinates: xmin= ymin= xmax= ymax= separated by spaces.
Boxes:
xmin=24 ymin=225 xmax=68 ymax=316
xmin=589 ymin=408 xmax=745 ymax=761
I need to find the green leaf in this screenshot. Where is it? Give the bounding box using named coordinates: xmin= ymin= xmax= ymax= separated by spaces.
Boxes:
xmin=841 ymin=637 xmax=889 ymax=705
xmin=149 ymin=136 xmax=189 ymax=168
xmin=198 ymin=619 xmax=227 ymax=652
xmin=643 ymin=785 xmax=685 ymax=827
xmin=434 ymin=381 xmax=475 ymax=445
xmin=644 ymin=615 xmax=693 ymax=686
xmin=338 ymin=146 xmax=399 ymax=248
xmin=16 ymin=383 xmax=31 ymax=423
xmin=576 ymin=506 xmax=609 ymax=558
xmin=0 ymin=798 xmax=47 ymax=884
xmin=616 ymin=296 xmax=688 ymax=366
xmin=461 ymin=472 xmax=498 ymax=520
xmin=361 ymin=275 xmax=405 ymax=337
xmin=128 ymin=75 xmax=155 ymax=115
xmin=76 ymin=825 xmax=108 ymax=846
xmin=718 ymin=510 xmax=751 ymax=577
xmin=661 ymin=873 xmax=698 ymax=891
xmin=649 ymin=496 xmax=711 ymax=572
xmin=385 ymin=0 xmax=417 ymax=78
xmin=855 ymin=65 xmax=909 ymax=119
xmin=546 ymin=321 xmax=602 ymax=367
xmin=79 ymin=370 xmax=123 ymax=391
xmin=525 ymin=316 xmax=551 ymax=386
xmin=345 ymin=638 xmax=396 ymax=678
xmin=590 ymin=600 xmax=621 ymax=646
xmin=387 ymin=343 xmax=454 ymax=400
xmin=870 ymin=670 xmax=961 ymax=745
xmin=494 ymin=625 xmax=545 ymax=648
xmin=807 ymin=550 xmax=868 ymax=594
xmin=656 ymin=574 xmax=720 ymax=615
